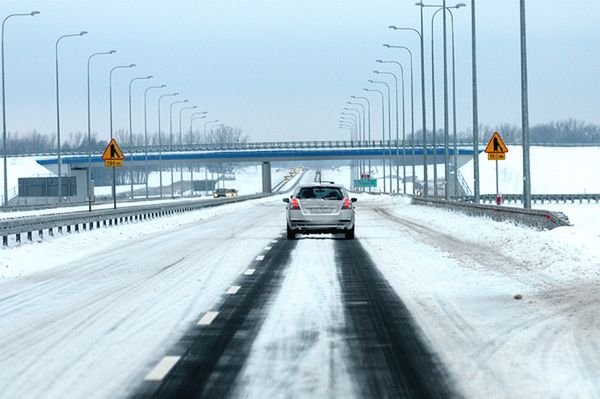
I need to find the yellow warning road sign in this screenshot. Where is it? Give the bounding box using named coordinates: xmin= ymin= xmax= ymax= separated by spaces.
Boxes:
xmin=484 ymin=131 xmax=508 ymax=161
xmin=102 ymin=138 xmax=125 ymax=167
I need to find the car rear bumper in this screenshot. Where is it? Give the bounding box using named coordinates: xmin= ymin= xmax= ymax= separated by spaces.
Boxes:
xmin=288 ymin=220 xmax=354 ymax=234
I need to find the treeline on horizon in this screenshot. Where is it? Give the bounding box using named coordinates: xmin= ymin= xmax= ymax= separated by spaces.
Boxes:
xmin=5 ymin=125 xmax=247 ymax=155
xmin=4 ymin=118 xmax=599 ymax=154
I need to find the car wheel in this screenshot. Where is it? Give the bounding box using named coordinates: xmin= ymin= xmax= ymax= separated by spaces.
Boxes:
xmin=286 ymin=226 xmax=296 ymax=240
xmin=344 ymin=227 xmax=355 ymax=240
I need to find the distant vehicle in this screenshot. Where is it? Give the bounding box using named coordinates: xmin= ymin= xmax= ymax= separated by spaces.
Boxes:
xmin=283 ymin=183 xmax=356 ymax=240
xmin=213 ymin=188 xmax=238 ymax=198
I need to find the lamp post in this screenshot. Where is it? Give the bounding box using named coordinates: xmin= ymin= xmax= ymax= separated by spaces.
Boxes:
xmin=339 ymin=123 xmax=356 ymax=187
xmin=109 ymin=63 xmax=136 ymax=209
xmin=179 ymin=105 xmax=197 ymax=195
xmin=203 ymin=119 xmax=219 ymax=143
xmin=342 ymin=108 xmax=362 ymax=142
xmin=128 ymin=75 xmax=153 ymax=200
xmin=388 ymin=24 xmax=428 ymax=197
xmin=86 ymin=50 xmax=116 ymax=212
xmin=143 ymin=84 xmax=166 ymax=198
xmin=157 ymin=92 xmax=179 ymax=198
xmin=376 ymin=66 xmax=406 ymax=194
xmin=471 ymin=0 xmax=480 ymax=203
xmin=55 ymin=31 xmax=87 ymax=203
xmin=340 ymin=118 xmax=358 ymax=187
xmin=347 ymin=101 xmax=366 ymax=188
xmin=169 ymin=99 xmax=188 ymax=198
xmin=189 ymin=114 xmax=209 ymax=196
xmin=520 ymin=0 xmax=531 ymax=209
xmin=383 ymin=44 xmax=416 ymax=194
xmin=351 ymin=95 xmax=372 ymax=191
xmin=369 ymin=79 xmax=393 ymax=192
xmin=416 ymin=2 xmax=466 ymax=198
xmin=364 ymin=87 xmax=387 ymax=192
xmin=2 ymin=11 xmax=40 ymax=207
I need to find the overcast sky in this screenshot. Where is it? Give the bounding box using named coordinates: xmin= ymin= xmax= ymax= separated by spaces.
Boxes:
xmin=2 ymin=0 xmax=599 ymax=143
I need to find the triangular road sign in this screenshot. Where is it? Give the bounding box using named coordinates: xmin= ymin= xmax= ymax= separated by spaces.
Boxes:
xmin=484 ymin=131 xmax=508 ymax=154
xmin=102 ymin=138 xmax=126 ymax=161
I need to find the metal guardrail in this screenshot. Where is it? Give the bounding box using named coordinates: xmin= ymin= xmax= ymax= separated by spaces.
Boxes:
xmin=411 ymin=197 xmax=571 ymax=230
xmin=1 ymin=194 xmax=269 ymax=246
xmin=476 ymin=193 xmax=600 ymax=204
xmin=10 ymin=140 xmax=599 ymax=158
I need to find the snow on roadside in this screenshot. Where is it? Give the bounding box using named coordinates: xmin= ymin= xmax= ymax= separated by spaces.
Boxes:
xmin=356 ymin=196 xmax=600 ymax=397
xmin=357 ymin=194 xmax=600 ymax=283
xmin=0 ymin=196 xmax=278 ymax=280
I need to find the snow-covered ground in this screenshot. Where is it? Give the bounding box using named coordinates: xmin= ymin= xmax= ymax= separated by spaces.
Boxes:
xmin=0 ymin=167 xmax=598 ymax=397
xmin=356 ymin=195 xmax=600 ymax=398
xmin=461 ymin=146 xmax=600 ymax=194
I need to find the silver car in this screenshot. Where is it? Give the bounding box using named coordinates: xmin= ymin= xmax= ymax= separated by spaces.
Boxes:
xmin=283 ymin=183 xmax=357 ymax=239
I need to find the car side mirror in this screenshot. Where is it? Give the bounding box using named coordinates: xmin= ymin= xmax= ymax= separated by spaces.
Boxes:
xmin=351 ymin=198 xmax=357 ymax=203
xmin=282 ymin=198 xmax=290 ymax=203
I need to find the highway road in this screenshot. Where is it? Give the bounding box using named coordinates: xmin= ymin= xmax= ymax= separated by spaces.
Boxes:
xmin=0 ymin=171 xmax=453 ymax=399
xmin=1 ymin=171 xmax=598 ymax=399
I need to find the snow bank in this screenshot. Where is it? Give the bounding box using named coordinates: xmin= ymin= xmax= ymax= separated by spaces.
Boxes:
xmin=460 ymin=146 xmax=600 ymax=194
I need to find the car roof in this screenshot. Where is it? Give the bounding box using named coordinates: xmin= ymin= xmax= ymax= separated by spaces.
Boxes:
xmin=296 ymin=183 xmax=345 ymax=189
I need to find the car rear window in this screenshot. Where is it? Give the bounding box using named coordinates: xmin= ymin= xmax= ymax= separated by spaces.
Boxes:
xmin=297 ymin=187 xmax=343 ymax=200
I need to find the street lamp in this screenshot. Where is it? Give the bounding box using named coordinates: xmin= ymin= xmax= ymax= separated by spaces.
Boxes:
xmin=416 ymin=2 xmax=465 ymax=199
xmin=109 ymin=63 xmax=135 ymax=209
xmin=143 ymin=84 xmax=166 ymax=198
xmin=347 ymin=101 xmax=367 ymax=189
xmin=191 ymin=114 xmax=211 ymax=196
xmin=376 ymin=62 xmax=407 ymax=194
xmin=55 ymin=30 xmax=87 ymax=203
xmin=178 ymin=105 xmax=197 ymax=194
xmin=158 ymin=92 xmax=179 ymax=198
xmin=86 ymin=50 xmax=116 ymax=211
xmin=383 ymin=44 xmax=417 ymax=194
xmin=471 ymin=0 xmax=480 ymax=203
xmin=351 ymin=95 xmax=373 ymax=191
xmin=364 ymin=87 xmax=387 ymax=192
xmin=369 ymin=79 xmax=393 ymax=191
xmin=342 ymin=108 xmax=362 ymax=141
xmin=2 ymin=11 xmax=39 ymax=207
xmin=341 ymin=114 xmax=359 ymax=186
xmin=340 ymin=123 xmax=357 ymax=188
xmin=128 ymin=75 xmax=153 ymax=199
xmin=169 ymin=99 xmax=188 ymax=198
xmin=389 ymin=24 xmax=428 ymax=197
xmin=190 ymin=112 xmax=208 ymax=144
xmin=203 ymin=119 xmax=219 ymax=144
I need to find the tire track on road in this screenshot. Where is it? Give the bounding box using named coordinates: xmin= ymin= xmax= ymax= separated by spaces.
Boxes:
xmin=335 ymin=239 xmax=455 ymax=398
xmin=132 ymin=237 xmax=297 ymax=399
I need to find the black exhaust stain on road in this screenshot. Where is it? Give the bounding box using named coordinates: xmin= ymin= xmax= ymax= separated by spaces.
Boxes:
xmin=335 ymin=239 xmax=457 ymax=398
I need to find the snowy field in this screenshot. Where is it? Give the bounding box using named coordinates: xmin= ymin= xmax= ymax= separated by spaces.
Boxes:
xmin=461 ymin=145 xmax=600 ymax=194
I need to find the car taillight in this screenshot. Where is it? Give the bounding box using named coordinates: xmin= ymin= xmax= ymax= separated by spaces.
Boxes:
xmin=342 ymin=198 xmax=351 ymax=209
xmin=291 ymin=198 xmax=301 ymax=210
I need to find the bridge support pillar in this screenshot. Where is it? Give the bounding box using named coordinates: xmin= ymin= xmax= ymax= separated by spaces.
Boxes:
xmin=262 ymin=162 xmax=272 ymax=193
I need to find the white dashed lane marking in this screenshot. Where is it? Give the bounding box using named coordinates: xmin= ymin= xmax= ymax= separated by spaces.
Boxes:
xmin=255 ymin=255 xmax=265 ymax=261
xmin=197 ymin=311 xmax=219 ymax=326
xmin=226 ymin=285 xmax=241 ymax=294
xmin=271 ymin=240 xmax=278 ymax=243
xmin=264 ymin=246 xmax=272 ymax=251
xmin=144 ymin=356 xmax=180 ymax=381
xmin=244 ymin=268 xmax=256 ymax=275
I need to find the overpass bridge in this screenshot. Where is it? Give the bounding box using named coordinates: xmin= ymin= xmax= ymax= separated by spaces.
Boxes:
xmin=31 ymin=141 xmax=478 ymax=198
xmin=6 ymin=141 xmax=480 ymax=205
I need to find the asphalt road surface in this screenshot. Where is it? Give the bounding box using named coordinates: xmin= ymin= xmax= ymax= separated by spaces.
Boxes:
xmin=1 ymin=196 xmax=456 ymax=399
xmin=132 ymin=237 xmax=453 ymax=399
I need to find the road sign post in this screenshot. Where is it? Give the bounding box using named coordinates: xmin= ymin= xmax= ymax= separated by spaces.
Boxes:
xmin=484 ymin=131 xmax=508 ymax=205
xmin=101 ymin=138 xmax=126 ymax=209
